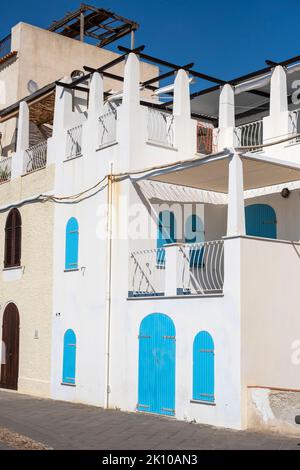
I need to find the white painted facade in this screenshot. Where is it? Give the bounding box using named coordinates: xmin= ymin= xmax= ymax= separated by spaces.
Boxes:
xmin=2 ymin=25 xmax=300 ymax=435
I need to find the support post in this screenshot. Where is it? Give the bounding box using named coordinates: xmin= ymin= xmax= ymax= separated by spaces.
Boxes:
xmin=218 ymin=84 xmax=235 ymax=150
xmin=227 ymin=152 xmax=245 ymax=236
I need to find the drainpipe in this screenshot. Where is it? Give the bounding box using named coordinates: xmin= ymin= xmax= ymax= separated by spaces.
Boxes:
xmin=105 ymin=161 xmax=114 ymax=409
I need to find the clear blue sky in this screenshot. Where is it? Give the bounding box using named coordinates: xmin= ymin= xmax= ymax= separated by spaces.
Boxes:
xmin=1 ymin=0 xmax=299 ymax=83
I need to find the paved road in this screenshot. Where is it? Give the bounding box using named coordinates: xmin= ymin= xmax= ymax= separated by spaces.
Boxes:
xmin=0 ymin=390 xmax=299 ymax=450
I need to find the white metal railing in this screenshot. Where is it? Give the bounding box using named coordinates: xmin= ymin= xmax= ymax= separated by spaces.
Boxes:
xmin=178 ymin=240 xmax=224 ymax=295
xmin=66 ymin=124 xmax=83 ymax=159
xmin=98 ymin=109 xmax=117 ymax=148
xmin=289 ymin=108 xmax=300 ymax=143
xmin=0 ymin=156 xmax=12 ymax=184
xmin=234 ymin=120 xmax=263 ymax=150
xmin=129 ymin=248 xmax=166 ymax=297
xmin=147 ymin=108 xmax=174 ymax=147
xmin=24 ymin=141 xmax=47 ymax=174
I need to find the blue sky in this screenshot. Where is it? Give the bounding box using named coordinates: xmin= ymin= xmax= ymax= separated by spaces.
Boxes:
xmin=1 ymin=0 xmax=299 ymax=83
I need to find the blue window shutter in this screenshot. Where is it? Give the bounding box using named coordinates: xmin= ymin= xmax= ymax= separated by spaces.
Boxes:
xmin=193 ymin=331 xmax=214 ymax=402
xmin=185 ymin=214 xmax=204 ymax=267
xmin=157 ymin=211 xmax=176 ymax=264
xmin=62 ymin=329 xmax=77 ymax=385
xmin=65 ymin=217 xmax=79 ymax=270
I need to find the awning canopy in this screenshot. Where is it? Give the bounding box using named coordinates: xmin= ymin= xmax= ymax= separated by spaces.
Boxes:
xmin=147 ymin=151 xmax=300 ymax=194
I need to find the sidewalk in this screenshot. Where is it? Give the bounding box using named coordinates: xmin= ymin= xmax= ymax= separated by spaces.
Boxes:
xmin=0 ymin=390 xmax=299 ymax=450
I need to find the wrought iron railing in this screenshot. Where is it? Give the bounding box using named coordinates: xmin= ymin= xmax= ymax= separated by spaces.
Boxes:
xmin=147 ymin=108 xmax=174 ymax=147
xmin=289 ymin=108 xmax=300 ymax=143
xmin=234 ymin=119 xmax=263 ymax=150
xmin=128 ymin=248 xmax=166 ymax=297
xmin=0 ymin=156 xmax=12 ymax=184
xmin=178 ymin=240 xmax=224 ymax=295
xmin=0 ymin=34 xmax=11 ymax=59
xmin=24 ymin=141 xmax=47 ymax=174
xmin=98 ymin=109 xmax=117 ymax=148
xmin=66 ymin=124 xmax=83 ymax=159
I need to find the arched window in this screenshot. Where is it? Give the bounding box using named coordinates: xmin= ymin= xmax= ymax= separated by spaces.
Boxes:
xmin=185 ymin=214 xmax=204 ymax=267
xmin=193 ymin=331 xmax=215 ymax=403
xmin=157 ymin=211 xmax=176 ymax=264
xmin=4 ymin=209 xmax=22 ymax=268
xmin=65 ymin=218 xmax=79 ymax=270
xmin=62 ymin=329 xmax=77 ymax=385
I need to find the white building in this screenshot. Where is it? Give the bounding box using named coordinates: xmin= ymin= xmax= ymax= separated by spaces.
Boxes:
xmin=1 ymin=5 xmax=300 ymax=436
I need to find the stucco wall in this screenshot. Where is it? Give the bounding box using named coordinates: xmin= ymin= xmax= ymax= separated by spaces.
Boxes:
xmin=0 ymin=165 xmax=55 ymax=397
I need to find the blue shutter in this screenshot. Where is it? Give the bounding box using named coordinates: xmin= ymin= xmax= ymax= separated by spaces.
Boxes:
xmin=65 ymin=217 xmax=79 ymax=270
xmin=185 ymin=214 xmax=204 ymax=267
xmin=62 ymin=329 xmax=77 ymax=385
xmin=138 ymin=313 xmax=176 ymax=416
xmin=157 ymin=211 xmax=176 ymax=265
xmin=193 ymin=331 xmax=214 ymax=402
xmin=245 ymin=204 xmax=277 ymax=239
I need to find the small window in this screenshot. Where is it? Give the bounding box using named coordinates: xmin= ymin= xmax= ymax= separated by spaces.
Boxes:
xmin=197 ymin=123 xmax=214 ymax=155
xmin=65 ymin=217 xmax=79 ymax=271
xmin=62 ymin=329 xmax=77 ymax=385
xmin=193 ymin=331 xmax=215 ymax=403
xmin=4 ymin=208 xmax=22 ymax=268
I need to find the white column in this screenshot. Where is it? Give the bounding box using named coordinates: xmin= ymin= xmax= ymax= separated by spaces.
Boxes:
xmin=88 ymin=72 xmax=104 ymax=118
xmin=263 ymin=65 xmax=289 ymax=149
xmin=173 ymin=69 xmax=193 ymax=152
xmin=218 ymin=84 xmax=235 ymax=150
xmin=16 ymin=101 xmax=29 ymax=152
xmin=52 ymin=79 xmax=73 ymax=135
xmin=227 ymin=152 xmax=245 ymax=236
xmin=164 ymin=244 xmax=179 ymax=296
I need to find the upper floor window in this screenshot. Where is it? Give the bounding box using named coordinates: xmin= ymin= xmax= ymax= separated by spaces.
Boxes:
xmin=4 ymin=208 xmax=22 ymax=268
xmin=65 ymin=217 xmax=79 ymax=271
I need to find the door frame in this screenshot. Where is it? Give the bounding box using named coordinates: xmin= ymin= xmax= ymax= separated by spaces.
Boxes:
xmin=0 ymin=302 xmax=20 ymax=390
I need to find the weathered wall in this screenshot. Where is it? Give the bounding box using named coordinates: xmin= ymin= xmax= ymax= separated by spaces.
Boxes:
xmin=0 ymin=165 xmax=55 ymax=397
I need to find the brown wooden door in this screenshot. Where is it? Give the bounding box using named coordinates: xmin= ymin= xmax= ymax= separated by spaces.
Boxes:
xmin=0 ymin=303 xmax=20 ymax=390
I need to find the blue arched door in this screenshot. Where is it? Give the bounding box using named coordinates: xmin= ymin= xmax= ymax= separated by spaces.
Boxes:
xmin=138 ymin=313 xmax=176 ymax=416
xmin=245 ymin=204 xmax=277 ymax=239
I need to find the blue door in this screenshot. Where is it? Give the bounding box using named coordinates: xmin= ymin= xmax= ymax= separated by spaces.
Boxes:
xmin=185 ymin=214 xmax=205 ymax=267
xmin=157 ymin=211 xmax=176 ymax=265
xmin=245 ymin=204 xmax=277 ymax=239
xmin=62 ymin=329 xmax=77 ymax=385
xmin=138 ymin=313 xmax=176 ymax=416
xmin=193 ymin=331 xmax=215 ymax=403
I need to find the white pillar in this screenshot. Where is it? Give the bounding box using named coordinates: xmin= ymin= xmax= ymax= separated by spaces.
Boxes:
xmin=16 ymin=101 xmax=29 ymax=152
xmin=173 ymin=69 xmax=191 ymax=118
xmin=227 ymin=152 xmax=245 ymax=236
xmin=263 ymin=65 xmax=289 ymax=149
xmin=164 ymin=244 xmax=179 ymax=296
xmin=88 ymin=72 xmax=104 ymax=118
xmin=218 ymin=84 xmax=235 ymax=150
xmin=52 ymin=79 xmax=73 ymax=134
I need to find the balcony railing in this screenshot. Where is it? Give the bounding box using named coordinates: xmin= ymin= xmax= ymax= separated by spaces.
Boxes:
xmin=24 ymin=141 xmax=47 ymax=174
xmin=0 ymin=34 xmax=11 ymax=59
xmin=289 ymin=108 xmax=300 ymax=143
xmin=128 ymin=248 xmax=166 ymax=297
xmin=66 ymin=124 xmax=83 ymax=159
xmin=0 ymin=156 xmax=12 ymax=184
xmin=147 ymin=108 xmax=174 ymax=147
xmin=98 ymin=109 xmax=117 ymax=148
xmin=234 ymin=119 xmax=263 ymax=150
xmin=178 ymin=240 xmax=224 ymax=295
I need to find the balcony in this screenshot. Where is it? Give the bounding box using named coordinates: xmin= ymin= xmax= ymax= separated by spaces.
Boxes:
xmin=234 ymin=119 xmax=263 ymax=151
xmin=289 ymin=108 xmax=300 ymax=144
xmin=98 ymin=108 xmax=117 ymax=148
xmin=66 ymin=124 xmax=83 ymax=159
xmin=147 ymin=108 xmax=174 ymax=148
xmin=24 ymin=141 xmax=47 ymax=174
xmin=128 ymin=240 xmax=224 ymax=298
xmin=0 ymin=156 xmax=12 ymax=184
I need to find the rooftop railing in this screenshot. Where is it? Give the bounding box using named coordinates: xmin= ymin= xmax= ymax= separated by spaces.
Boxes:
xmin=0 ymin=156 xmax=12 ymax=184
xmin=0 ymin=34 xmax=11 ymax=59
xmin=24 ymin=141 xmax=47 ymax=174
xmin=234 ymin=119 xmax=263 ymax=151
xmin=289 ymin=108 xmax=300 ymax=143
xmin=147 ymin=108 xmax=174 ymax=148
